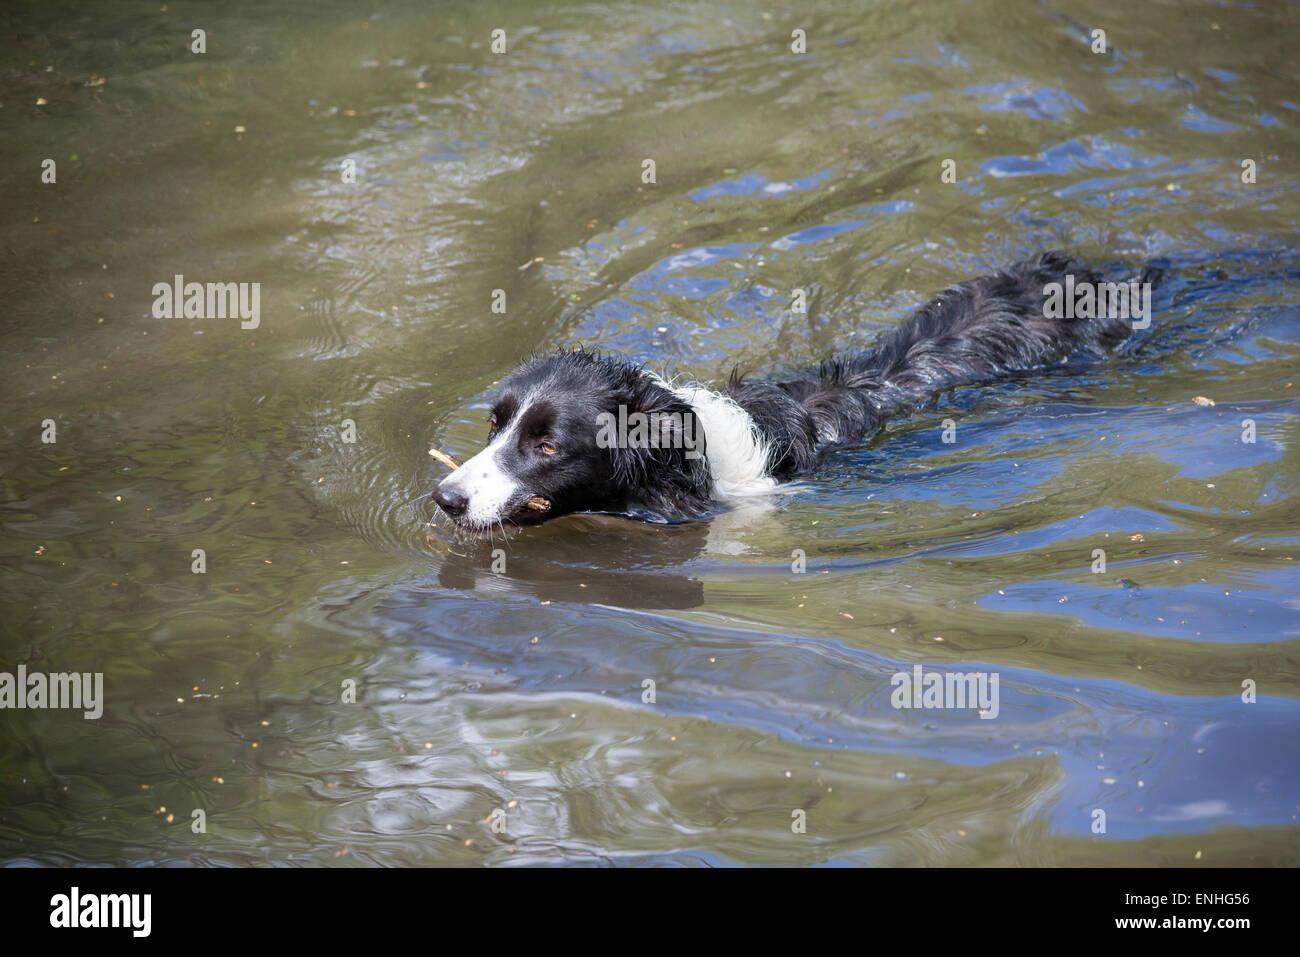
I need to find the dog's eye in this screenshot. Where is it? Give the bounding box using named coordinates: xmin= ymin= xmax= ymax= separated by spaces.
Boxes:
xmin=487 ymin=414 xmax=498 ymax=433
xmin=538 ymin=441 xmax=557 ymax=455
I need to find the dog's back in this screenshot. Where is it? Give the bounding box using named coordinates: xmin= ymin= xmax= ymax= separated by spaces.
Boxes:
xmin=727 ymin=251 xmax=1157 ymax=478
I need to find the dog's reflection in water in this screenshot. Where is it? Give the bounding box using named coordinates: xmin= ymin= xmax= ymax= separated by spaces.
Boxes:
xmin=429 ymin=500 xmax=783 ymax=610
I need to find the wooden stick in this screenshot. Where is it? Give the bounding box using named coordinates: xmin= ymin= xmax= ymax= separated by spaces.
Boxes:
xmin=428 ymin=447 xmax=460 ymax=470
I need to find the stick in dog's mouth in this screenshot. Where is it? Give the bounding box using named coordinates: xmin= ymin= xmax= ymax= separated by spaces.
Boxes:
xmin=428 ymin=447 xmax=551 ymax=512
xmin=427 ymin=447 xmax=460 ymax=471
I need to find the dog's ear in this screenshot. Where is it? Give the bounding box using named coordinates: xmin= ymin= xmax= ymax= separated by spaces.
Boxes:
xmin=606 ymin=379 xmax=713 ymax=521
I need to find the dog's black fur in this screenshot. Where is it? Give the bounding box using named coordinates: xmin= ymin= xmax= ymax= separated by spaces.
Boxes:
xmin=434 ymin=252 xmax=1151 ymax=529
xmin=729 ymin=250 xmax=1138 ymax=478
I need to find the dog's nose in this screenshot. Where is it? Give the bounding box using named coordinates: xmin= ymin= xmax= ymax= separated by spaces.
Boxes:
xmin=433 ymin=485 xmax=468 ymax=517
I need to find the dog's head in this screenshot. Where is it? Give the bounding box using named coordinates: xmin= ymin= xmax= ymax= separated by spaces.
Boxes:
xmin=432 ymin=351 xmax=713 ymax=530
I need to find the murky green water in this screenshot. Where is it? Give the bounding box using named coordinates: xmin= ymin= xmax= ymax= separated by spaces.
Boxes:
xmin=2 ymin=0 xmax=1298 ymax=866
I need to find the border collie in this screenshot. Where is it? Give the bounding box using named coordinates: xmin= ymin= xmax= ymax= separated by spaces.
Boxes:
xmin=433 ymin=251 xmax=1152 ymax=532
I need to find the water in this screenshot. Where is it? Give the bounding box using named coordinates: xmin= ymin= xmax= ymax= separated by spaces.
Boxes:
xmin=1 ymin=0 xmax=1297 ymax=866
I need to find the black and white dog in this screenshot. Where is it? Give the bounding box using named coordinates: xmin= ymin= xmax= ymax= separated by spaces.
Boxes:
xmin=433 ymin=251 xmax=1152 ymax=532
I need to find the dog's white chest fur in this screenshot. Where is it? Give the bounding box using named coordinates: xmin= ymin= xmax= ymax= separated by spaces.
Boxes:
xmin=657 ymin=377 xmax=777 ymax=500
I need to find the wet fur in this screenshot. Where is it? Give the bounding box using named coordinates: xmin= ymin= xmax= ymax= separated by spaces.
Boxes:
xmin=729 ymin=250 xmax=1143 ymax=478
